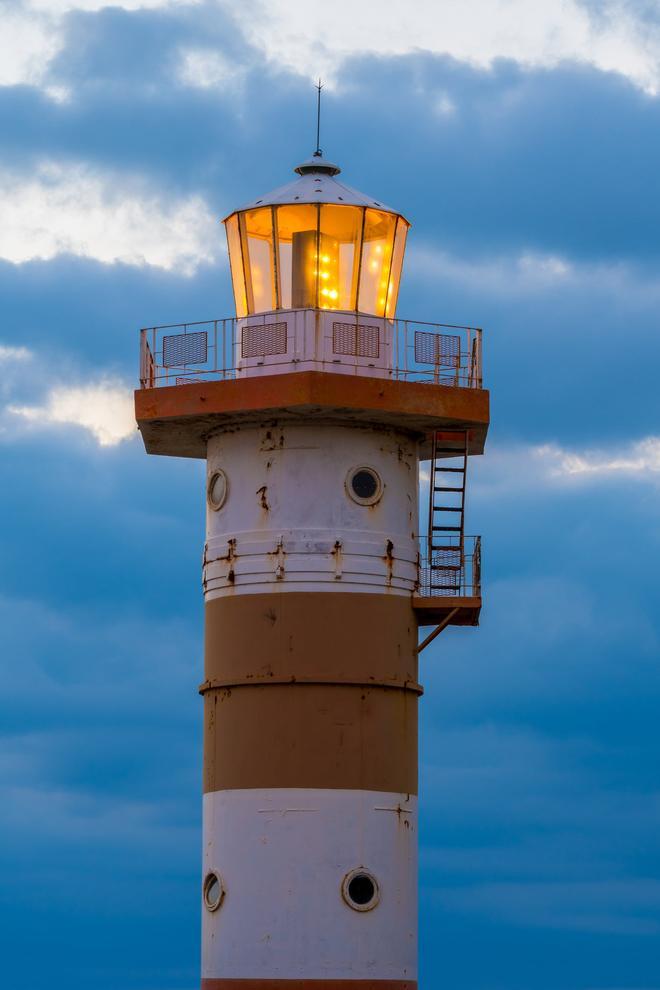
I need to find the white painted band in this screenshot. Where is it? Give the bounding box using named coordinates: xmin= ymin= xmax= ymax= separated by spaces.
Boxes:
xmin=201 ymin=789 xmax=418 ymax=981
xmin=204 ymin=423 xmax=420 ymax=601
xmin=203 ymin=530 xmax=418 ymax=598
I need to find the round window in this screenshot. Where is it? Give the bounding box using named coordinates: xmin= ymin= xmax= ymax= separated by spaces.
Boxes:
xmin=346 ymin=466 xmax=382 ymax=506
xmin=203 ymin=871 xmax=224 ymax=912
xmin=207 ymin=470 xmax=228 ymax=511
xmin=342 ymin=869 xmax=380 ymax=912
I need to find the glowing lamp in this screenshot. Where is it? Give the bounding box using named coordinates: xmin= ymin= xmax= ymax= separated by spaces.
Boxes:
xmin=223 ymin=154 xmax=409 ymax=319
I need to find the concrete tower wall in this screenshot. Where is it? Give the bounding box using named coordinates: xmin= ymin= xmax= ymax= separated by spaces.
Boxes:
xmin=201 ymin=420 xmax=421 ymax=988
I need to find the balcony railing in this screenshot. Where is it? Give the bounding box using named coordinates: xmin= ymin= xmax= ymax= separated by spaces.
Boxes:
xmin=139 ymin=309 xmax=483 ymax=390
xmin=417 ymin=535 xmax=481 ymax=598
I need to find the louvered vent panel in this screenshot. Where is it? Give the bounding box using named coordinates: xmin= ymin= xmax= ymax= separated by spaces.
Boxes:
xmin=241 ymin=322 xmax=287 ymax=358
xmin=162 ymin=331 xmax=207 ymax=367
xmin=414 ymin=331 xmax=460 ymax=367
xmin=332 ymin=323 xmax=380 ymax=359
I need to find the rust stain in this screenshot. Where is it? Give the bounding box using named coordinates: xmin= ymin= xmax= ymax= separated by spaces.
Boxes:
xmin=332 ymin=539 xmax=343 ymax=580
xmin=268 ymin=534 xmax=285 ymax=579
xmin=260 ymin=429 xmax=285 ymax=452
xmin=384 ymin=539 xmax=395 ymax=585
xmin=260 ymin=430 xmax=275 ymax=451
xmin=257 ymin=485 xmax=270 ymax=510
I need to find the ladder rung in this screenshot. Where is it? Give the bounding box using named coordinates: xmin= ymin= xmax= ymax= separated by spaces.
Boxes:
xmin=433 ymin=466 xmax=464 ymax=472
xmin=432 ymin=546 xmax=463 ymax=552
xmin=434 ymin=505 xmax=462 ymax=512
xmin=432 ymin=525 xmax=462 ymax=531
xmin=434 ymin=485 xmax=464 ymax=493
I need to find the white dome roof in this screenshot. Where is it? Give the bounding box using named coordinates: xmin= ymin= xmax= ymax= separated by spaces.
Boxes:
xmin=226 ymin=153 xmax=405 ymax=218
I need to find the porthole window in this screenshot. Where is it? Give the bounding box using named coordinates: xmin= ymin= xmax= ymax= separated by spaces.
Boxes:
xmin=203 ymin=871 xmax=224 ymax=912
xmin=207 ymin=469 xmax=228 ymax=511
xmin=342 ymin=868 xmax=380 ymax=912
xmin=346 ymin=466 xmax=382 ymax=506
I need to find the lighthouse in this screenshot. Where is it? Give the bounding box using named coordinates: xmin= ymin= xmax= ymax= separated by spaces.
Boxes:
xmin=135 ymin=146 xmax=489 ymax=989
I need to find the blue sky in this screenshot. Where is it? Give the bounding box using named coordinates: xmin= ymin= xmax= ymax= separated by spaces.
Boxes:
xmin=1 ymin=2 xmax=659 ymax=989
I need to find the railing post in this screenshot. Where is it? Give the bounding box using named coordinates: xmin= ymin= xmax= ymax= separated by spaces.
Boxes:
xmin=477 ymin=329 xmax=483 ymax=388
xmin=139 ymin=329 xmax=146 ymax=388
xmin=473 ymin=535 xmax=481 ymax=595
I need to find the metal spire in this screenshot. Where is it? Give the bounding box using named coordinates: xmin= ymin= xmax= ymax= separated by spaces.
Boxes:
xmin=315 ymin=78 xmax=323 ymax=157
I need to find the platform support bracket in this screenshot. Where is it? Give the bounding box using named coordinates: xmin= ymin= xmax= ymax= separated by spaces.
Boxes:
xmin=415 ymin=607 xmax=460 ymax=655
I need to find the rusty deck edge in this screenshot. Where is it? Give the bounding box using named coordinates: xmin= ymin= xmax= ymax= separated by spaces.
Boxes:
xmin=135 ymin=372 xmax=489 ymax=426
xmin=201 ymin=981 xmax=417 ymax=989
xmin=135 ymin=373 xmax=489 ymax=459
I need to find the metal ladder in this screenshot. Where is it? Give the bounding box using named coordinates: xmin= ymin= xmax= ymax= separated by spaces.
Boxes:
xmin=427 ymin=430 xmax=468 ymax=592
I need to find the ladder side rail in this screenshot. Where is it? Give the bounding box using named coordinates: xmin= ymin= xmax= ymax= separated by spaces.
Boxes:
xmin=427 ymin=431 xmax=438 ymax=564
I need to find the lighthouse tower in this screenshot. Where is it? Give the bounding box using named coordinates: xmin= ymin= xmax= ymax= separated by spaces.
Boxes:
xmin=136 ymin=148 xmax=489 ymax=990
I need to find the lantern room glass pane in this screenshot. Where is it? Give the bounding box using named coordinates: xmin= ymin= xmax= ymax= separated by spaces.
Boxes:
xmin=275 ymin=204 xmax=319 ymax=309
xmin=242 ymin=207 xmax=277 ymax=314
xmin=318 ymin=205 xmax=363 ymax=310
xmin=357 ymin=209 xmax=397 ymax=317
xmin=385 ymin=218 xmax=408 ymax=319
xmin=225 ymin=213 xmax=247 ymax=319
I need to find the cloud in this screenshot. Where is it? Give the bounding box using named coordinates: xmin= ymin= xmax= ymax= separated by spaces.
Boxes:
xmin=539 ymin=437 xmax=660 ymax=478
xmin=490 ymin=437 xmax=660 ymax=488
xmin=224 ymin=0 xmax=660 ymax=93
xmin=411 ymin=244 xmax=576 ymax=295
xmin=177 ymin=47 xmax=244 ymax=90
xmin=0 ymin=2 xmax=204 ymax=96
xmin=8 ymin=379 xmax=136 ymax=446
xmin=444 ymin=877 xmax=660 ymax=935
xmin=0 ymin=161 xmax=217 ymax=272
xmin=424 ymin=438 xmax=660 ymax=499
xmin=27 ymin=0 xmax=198 ymax=11
xmin=0 ymin=345 xmax=32 ymax=362
xmin=6 ymin=0 xmax=660 ymax=100
xmin=0 ymin=10 xmax=62 ymax=90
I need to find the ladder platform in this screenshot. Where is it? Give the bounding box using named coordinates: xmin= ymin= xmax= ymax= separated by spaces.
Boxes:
xmin=412 ymin=594 xmax=481 ymax=628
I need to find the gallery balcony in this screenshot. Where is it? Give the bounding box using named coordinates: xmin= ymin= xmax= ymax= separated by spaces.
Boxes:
xmin=135 ymin=309 xmax=489 ymax=460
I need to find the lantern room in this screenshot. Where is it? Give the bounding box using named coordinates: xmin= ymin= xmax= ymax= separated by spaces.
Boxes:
xmin=223 ymin=153 xmax=410 ymax=319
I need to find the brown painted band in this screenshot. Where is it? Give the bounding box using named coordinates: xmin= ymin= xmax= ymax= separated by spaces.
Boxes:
xmin=202 ymin=981 xmax=416 ymax=989
xmin=199 ymin=677 xmax=424 ymax=696
xmin=203 ymin=683 xmax=418 ymax=795
xmin=203 ymin=591 xmax=419 ymax=794
xmin=204 ymin=592 xmax=419 ymax=687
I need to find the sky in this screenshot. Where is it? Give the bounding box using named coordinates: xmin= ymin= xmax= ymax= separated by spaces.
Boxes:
xmin=1 ymin=1 xmax=659 ymax=988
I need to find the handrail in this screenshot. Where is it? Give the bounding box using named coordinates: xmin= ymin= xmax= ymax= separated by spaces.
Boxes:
xmin=417 ymin=535 xmax=482 ymax=598
xmin=138 ymin=309 xmax=484 ymax=391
